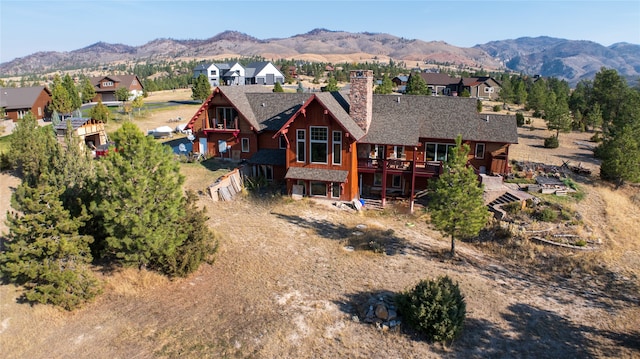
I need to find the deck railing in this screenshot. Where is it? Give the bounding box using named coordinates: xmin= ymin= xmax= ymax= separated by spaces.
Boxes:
xmin=357 ymin=158 xmax=443 ymax=175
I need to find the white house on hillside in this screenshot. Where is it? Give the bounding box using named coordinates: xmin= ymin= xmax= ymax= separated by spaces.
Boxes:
xmin=193 ymin=61 xmax=284 ymax=86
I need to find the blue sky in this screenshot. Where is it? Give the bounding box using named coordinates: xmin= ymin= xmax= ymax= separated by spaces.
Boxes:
xmin=1 ymin=0 xmax=639 ymax=63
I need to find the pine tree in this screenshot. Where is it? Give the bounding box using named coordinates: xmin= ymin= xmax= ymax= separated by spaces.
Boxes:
xmin=406 ymin=73 xmax=430 ymax=95
xmin=80 ymin=77 xmax=96 ymax=104
xmin=374 ymin=73 xmax=394 ymax=94
xmin=88 ymin=99 xmax=111 ymax=123
xmin=0 ymin=179 xmax=100 ymax=310
xmin=428 ymin=135 xmax=489 ymax=256
xmin=50 ymin=75 xmax=73 ymax=116
xmin=164 ymin=190 xmax=218 ymax=277
xmin=322 ymin=77 xmax=340 ymax=92
xmin=273 ymin=81 xmax=284 ymax=93
xmin=544 ymin=92 xmax=572 ymax=139
xmin=191 ymin=74 xmax=212 ymax=102
xmin=91 ymin=122 xmax=187 ymax=271
xmin=62 ymin=74 xmax=81 ymax=111
xmin=7 ymin=112 xmax=57 ymax=185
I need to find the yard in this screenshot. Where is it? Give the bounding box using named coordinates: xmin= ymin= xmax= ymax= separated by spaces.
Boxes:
xmin=0 ymin=91 xmax=638 ymax=358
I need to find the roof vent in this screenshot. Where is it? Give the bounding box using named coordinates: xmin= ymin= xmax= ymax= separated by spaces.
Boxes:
xmin=261 ymin=103 xmax=266 ymax=107
xmin=396 ymin=97 xmax=400 ymax=103
xmin=484 ymin=115 xmax=490 ymax=122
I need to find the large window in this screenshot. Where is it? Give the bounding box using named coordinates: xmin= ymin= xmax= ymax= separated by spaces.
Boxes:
xmin=296 ymin=129 xmax=305 ymax=162
xmin=393 ymin=146 xmax=405 ymax=159
xmin=216 ymin=107 xmax=238 ymax=129
xmin=332 ymin=131 xmax=342 ymax=165
xmin=310 ymin=126 xmax=328 ymax=164
xmin=475 ymin=143 xmax=485 ymax=159
xmin=425 ymin=143 xmax=455 ymax=162
xmin=310 ymin=181 xmax=326 ymax=196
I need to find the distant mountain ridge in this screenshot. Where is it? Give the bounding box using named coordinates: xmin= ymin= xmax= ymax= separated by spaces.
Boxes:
xmin=1 ymin=29 xmax=638 ymax=86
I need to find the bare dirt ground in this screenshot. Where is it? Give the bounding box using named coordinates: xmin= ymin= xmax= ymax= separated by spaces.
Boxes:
xmin=1 ymin=92 xmax=639 ymax=358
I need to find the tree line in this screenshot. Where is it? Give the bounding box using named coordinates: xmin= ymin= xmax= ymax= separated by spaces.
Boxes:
xmin=0 ymin=116 xmax=218 ymax=310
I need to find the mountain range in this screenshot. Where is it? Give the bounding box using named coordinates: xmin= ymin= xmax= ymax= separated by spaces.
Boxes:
xmin=1 ymin=29 xmax=638 ymax=86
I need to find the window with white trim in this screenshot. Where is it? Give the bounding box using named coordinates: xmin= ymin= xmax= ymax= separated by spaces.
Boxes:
xmin=310 ymin=181 xmax=326 ymax=196
xmin=393 ymin=146 xmax=405 ymax=159
xmin=296 ymin=129 xmax=305 ymax=162
xmin=332 ymin=131 xmax=342 ymax=165
xmin=241 ymin=138 xmax=250 ymax=152
xmin=475 ymin=143 xmax=485 ymax=159
xmin=102 ymin=81 xmax=113 ymax=87
xmin=425 ymin=143 xmax=455 ymax=162
xmin=484 ymin=87 xmax=494 ymax=93
xmin=310 ymin=126 xmax=328 ymax=164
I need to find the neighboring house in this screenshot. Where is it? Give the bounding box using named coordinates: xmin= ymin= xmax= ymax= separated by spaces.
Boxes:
xmin=0 ymin=86 xmax=52 ymax=122
xmin=391 ymin=76 xmax=408 ymax=87
xmin=458 ymin=77 xmax=502 ymax=100
xmin=192 ymin=61 xmax=284 ymax=87
xmin=54 ymin=117 xmax=108 ymax=153
xmin=193 ymin=63 xmax=222 ymax=87
xmin=89 ymin=75 xmax=144 ymax=102
xmin=415 ymin=73 xmax=459 ymax=96
xmin=186 ymin=70 xmax=517 ymax=209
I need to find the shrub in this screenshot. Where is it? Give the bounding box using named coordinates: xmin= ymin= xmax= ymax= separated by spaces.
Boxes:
xmin=516 ymin=112 xmax=525 ymax=127
xmin=544 ymin=136 xmax=559 ymax=148
xmin=395 ymin=276 xmax=466 ymax=343
xmin=590 ymin=132 xmax=602 ymax=143
xmin=492 ymin=105 xmax=501 ymax=112
xmin=533 ymin=110 xmax=543 ymax=118
xmin=536 ymin=207 xmax=558 ymax=222
xmin=476 ymin=100 xmax=482 ymax=112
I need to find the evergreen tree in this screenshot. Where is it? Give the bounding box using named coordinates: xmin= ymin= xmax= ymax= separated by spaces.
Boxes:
xmin=593 ymin=67 xmax=628 ymax=134
xmin=62 ymin=74 xmax=81 ymax=111
xmin=599 ymin=122 xmax=640 ymax=186
xmin=191 ymin=74 xmax=212 ymax=102
xmin=0 ymin=179 xmax=100 ymax=310
xmin=296 ymin=81 xmax=305 ymax=93
xmin=498 ymin=76 xmax=513 ymax=104
xmin=544 ymin=92 xmax=572 ymax=139
xmin=273 ymin=81 xmax=284 ymax=93
xmin=50 ymin=75 xmax=73 ymax=116
xmin=88 ymin=100 xmax=111 ymax=123
xmin=80 ymin=77 xmax=96 ymax=104
xmin=584 ymin=103 xmax=603 ymax=132
xmin=374 ymin=73 xmax=394 ymax=94
xmin=322 ymin=77 xmax=340 ymax=92
xmin=513 ymin=79 xmax=528 ymax=105
xmin=406 ymin=73 xmax=430 ymax=95
xmin=7 ymin=112 xmax=57 ymax=185
xmin=428 ymin=135 xmax=489 ymax=256
xmin=164 ymin=190 xmax=218 ymax=277
xmin=91 ymin=122 xmax=187 ymax=271
xmin=526 ymin=78 xmax=547 ymax=112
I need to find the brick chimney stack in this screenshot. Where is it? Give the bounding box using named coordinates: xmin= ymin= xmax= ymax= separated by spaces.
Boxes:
xmin=349 ymin=70 xmax=373 ymax=132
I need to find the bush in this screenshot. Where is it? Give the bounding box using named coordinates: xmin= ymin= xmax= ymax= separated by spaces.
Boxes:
xmin=590 ymin=132 xmax=602 ymax=143
xmin=395 ymin=276 xmax=466 ymax=343
xmin=476 ymin=100 xmax=482 ymax=112
xmin=516 ymin=112 xmax=525 ymax=127
xmin=492 ymin=105 xmax=501 ymax=112
xmin=536 ymin=207 xmax=558 ymax=222
xmin=544 ymin=136 xmax=559 ymax=148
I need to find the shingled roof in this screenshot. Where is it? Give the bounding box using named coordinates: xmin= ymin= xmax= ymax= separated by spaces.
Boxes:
xmin=0 ymin=86 xmax=50 ymax=109
xmin=359 ymin=95 xmax=518 ymax=146
xmin=284 ymin=167 xmax=349 ymax=183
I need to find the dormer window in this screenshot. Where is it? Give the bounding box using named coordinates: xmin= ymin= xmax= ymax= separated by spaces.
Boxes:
xmin=102 ymin=81 xmax=113 ymax=87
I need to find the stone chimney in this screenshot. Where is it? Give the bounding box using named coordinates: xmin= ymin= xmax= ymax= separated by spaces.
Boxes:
xmin=349 ymin=70 xmax=373 ymax=132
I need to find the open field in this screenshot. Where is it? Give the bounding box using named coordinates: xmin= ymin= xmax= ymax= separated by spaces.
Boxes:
xmin=0 ymin=92 xmax=639 ymax=358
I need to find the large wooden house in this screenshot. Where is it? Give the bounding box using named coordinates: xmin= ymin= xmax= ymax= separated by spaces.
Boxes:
xmin=89 ymin=75 xmax=144 ymax=102
xmin=186 ymin=70 xmax=517 ymax=209
xmin=0 ymin=86 xmax=52 ymax=122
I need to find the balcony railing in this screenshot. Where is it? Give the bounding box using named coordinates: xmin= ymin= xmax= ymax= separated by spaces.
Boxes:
xmin=357 ymin=158 xmax=443 ymax=176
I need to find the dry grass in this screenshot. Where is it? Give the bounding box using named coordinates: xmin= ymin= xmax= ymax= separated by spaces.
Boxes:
xmin=1 ymin=94 xmax=639 ymax=358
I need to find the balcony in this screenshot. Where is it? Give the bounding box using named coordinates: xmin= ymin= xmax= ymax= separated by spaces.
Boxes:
xmin=357 ymin=158 xmax=442 ymax=177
